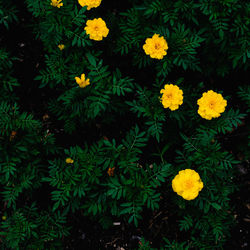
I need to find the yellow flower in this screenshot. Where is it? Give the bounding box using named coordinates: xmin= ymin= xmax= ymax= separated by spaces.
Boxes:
xmin=84 ymin=18 xmax=109 ymax=41
xmin=65 ymin=158 xmax=74 ymax=164
xmin=50 ymin=0 xmax=63 ymax=8
xmin=2 ymin=215 xmax=7 ymax=221
xmin=78 ymin=0 xmax=102 ymax=10
xmin=172 ymin=169 xmax=203 ymax=200
xmin=75 ymin=73 xmax=90 ymax=88
xmin=160 ymin=84 xmax=183 ymax=111
xmin=143 ymin=34 xmax=168 ymax=59
xmin=107 ymin=167 xmax=115 ymax=176
xmin=58 ymin=44 xmax=65 ymax=50
xmin=197 ymin=90 xmax=227 ymax=120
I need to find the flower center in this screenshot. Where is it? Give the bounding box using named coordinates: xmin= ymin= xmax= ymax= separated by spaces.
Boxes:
xmin=166 ymin=93 xmax=173 ymax=99
xmin=154 ymin=43 xmax=161 ymax=49
xmin=209 ymin=101 xmax=216 ymax=109
xmin=185 ymin=179 xmax=194 ymax=189
xmin=94 ymin=26 xmax=99 ymax=31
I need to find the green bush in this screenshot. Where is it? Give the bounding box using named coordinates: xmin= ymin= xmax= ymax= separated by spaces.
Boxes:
xmin=0 ymin=0 xmax=249 ymax=249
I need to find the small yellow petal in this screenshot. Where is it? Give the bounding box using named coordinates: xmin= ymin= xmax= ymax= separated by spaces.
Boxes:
xmin=65 ymin=158 xmax=74 ymax=164
xmin=58 ymin=44 xmax=65 ymax=50
xmin=75 ymin=77 xmax=82 ymax=85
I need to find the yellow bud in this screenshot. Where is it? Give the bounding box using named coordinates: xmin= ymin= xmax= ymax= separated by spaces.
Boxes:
xmin=58 ymin=44 xmax=65 ymax=50
xmin=65 ymin=158 xmax=74 ymax=164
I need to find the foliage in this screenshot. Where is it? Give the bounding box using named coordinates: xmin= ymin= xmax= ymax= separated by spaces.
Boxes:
xmin=43 ymin=126 xmax=171 ymax=227
xmin=116 ymin=0 xmax=250 ymax=76
xmin=0 ymin=204 xmax=70 ymax=249
xmin=0 ymin=0 xmax=18 ymax=29
xmin=0 ymin=0 xmax=248 ymax=249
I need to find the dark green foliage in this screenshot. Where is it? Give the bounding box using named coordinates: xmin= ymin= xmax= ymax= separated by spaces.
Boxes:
xmin=238 ymin=85 xmax=250 ymax=112
xmin=0 ymin=0 xmax=18 ymax=29
xmin=0 ymin=0 xmax=248 ymax=249
xmin=0 ymin=49 xmax=19 ymax=101
xmin=0 ymin=100 xmax=58 ymax=210
xmin=173 ymin=127 xmax=239 ymax=247
xmin=116 ymin=0 xmax=250 ymax=76
xmin=126 ymin=84 xmax=166 ymax=142
xmin=44 ymin=126 xmax=171 ymax=227
xmin=45 ymin=52 xmax=134 ymax=133
xmin=0 ymin=204 xmax=70 ymax=249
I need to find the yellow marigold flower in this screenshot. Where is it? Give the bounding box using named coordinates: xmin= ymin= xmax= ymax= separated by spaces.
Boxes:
xmin=84 ymin=18 xmax=109 ymax=41
xmin=107 ymin=167 xmax=115 ymax=176
xmin=172 ymin=169 xmax=203 ymax=200
xmin=197 ymin=90 xmax=227 ymax=120
xmin=143 ymin=34 xmax=168 ymax=59
xmin=75 ymin=73 xmax=90 ymax=88
xmin=78 ymin=0 xmax=102 ymax=10
xmin=50 ymin=0 xmax=63 ymax=8
xmin=58 ymin=44 xmax=65 ymax=50
xmin=160 ymin=84 xmax=183 ymax=111
xmin=65 ymin=158 xmax=74 ymax=164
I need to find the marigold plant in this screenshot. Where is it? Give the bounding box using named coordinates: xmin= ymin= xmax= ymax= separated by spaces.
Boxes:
xmin=75 ymin=73 xmax=90 ymax=88
xmin=84 ymin=18 xmax=109 ymax=41
xmin=78 ymin=0 xmax=102 ymax=10
xmin=143 ymin=34 xmax=168 ymax=60
xmin=172 ymin=169 xmax=204 ymax=200
xmin=197 ymin=90 xmax=227 ymax=120
xmin=50 ymin=0 xmax=63 ymax=8
xmin=1 ymin=0 xmax=248 ymax=248
xmin=160 ymin=84 xmax=183 ymax=111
